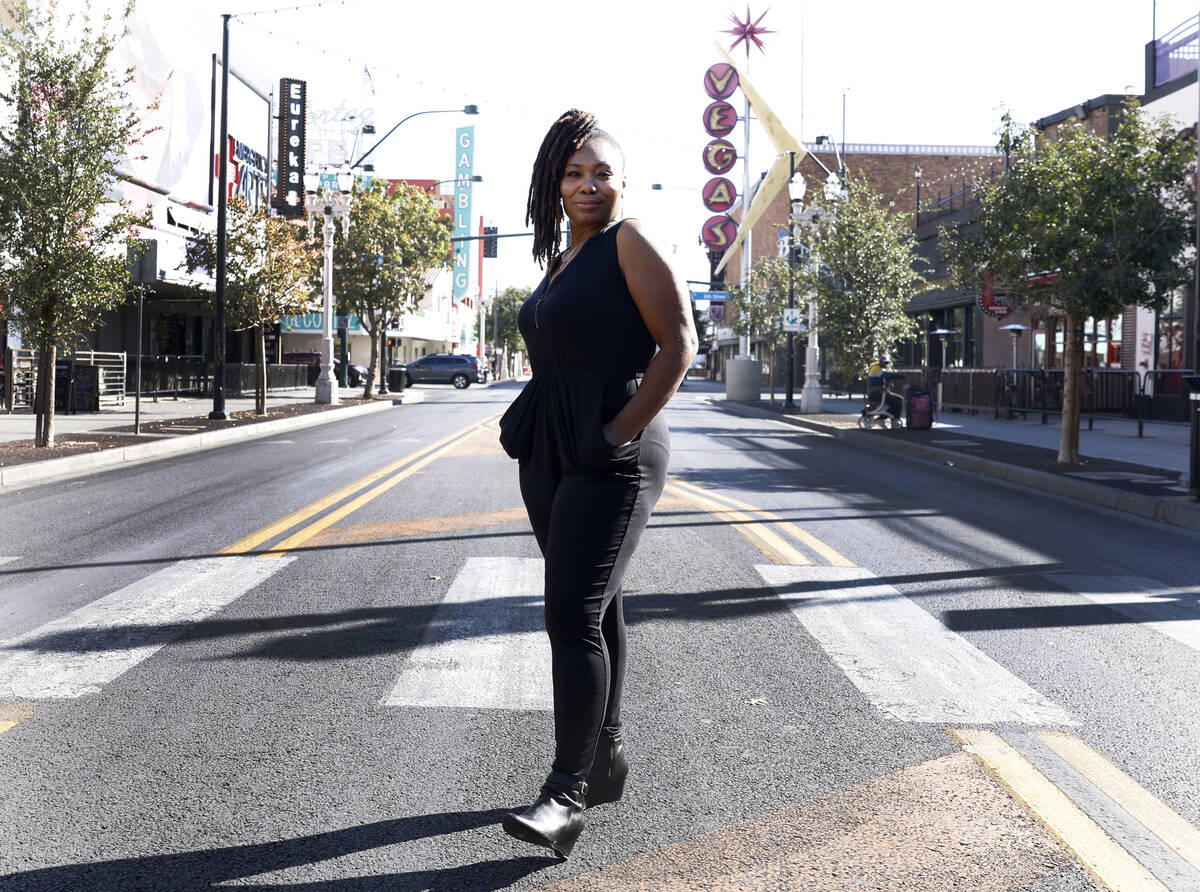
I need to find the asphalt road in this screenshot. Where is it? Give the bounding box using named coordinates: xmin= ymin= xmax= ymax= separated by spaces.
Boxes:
xmin=1 ymin=380 xmax=1198 ymax=891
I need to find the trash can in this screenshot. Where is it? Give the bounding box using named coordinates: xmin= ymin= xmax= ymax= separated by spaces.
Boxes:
xmin=387 ymin=366 xmax=406 ymax=393
xmin=1186 ymin=376 xmax=1200 ymax=499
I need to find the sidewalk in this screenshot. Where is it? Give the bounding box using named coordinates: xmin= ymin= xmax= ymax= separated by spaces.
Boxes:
xmin=0 ymin=385 xmax=423 ymax=489
xmin=1 ymin=387 xmax=339 ymax=444
xmin=684 ymin=378 xmax=1200 ymax=534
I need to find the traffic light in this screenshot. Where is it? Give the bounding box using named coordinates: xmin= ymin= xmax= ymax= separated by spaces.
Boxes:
xmin=483 ymin=226 xmax=498 ymax=258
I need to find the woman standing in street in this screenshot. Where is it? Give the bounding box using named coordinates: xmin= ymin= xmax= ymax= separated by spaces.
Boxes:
xmin=498 ymin=109 xmax=697 ymax=858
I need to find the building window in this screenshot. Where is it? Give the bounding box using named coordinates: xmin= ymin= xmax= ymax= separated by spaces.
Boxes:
xmin=1033 ymin=316 xmax=1056 ymax=369
xmin=1157 ymin=289 xmax=1185 ymax=371
xmin=1033 ymin=315 xmax=1121 ymax=369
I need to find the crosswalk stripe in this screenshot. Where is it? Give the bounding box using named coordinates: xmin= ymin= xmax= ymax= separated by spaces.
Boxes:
xmin=1034 ymin=730 xmax=1200 ymax=877
xmin=1056 ymin=575 xmax=1200 ymax=655
xmin=0 ymin=556 xmax=294 ymax=700
xmin=383 ymin=556 xmax=551 ymax=710
xmin=951 ymin=729 xmax=1170 ymax=892
xmin=757 ymin=565 xmax=1073 ymax=724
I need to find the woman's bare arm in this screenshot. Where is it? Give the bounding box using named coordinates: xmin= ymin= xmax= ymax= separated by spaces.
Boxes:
xmin=604 ymin=220 xmax=699 ymax=446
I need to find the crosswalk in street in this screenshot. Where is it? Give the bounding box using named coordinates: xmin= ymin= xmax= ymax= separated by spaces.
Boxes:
xmin=1 ymin=389 xmax=1198 ymax=890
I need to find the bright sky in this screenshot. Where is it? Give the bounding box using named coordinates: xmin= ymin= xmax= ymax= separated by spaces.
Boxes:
xmin=128 ymin=0 xmax=1196 ymax=292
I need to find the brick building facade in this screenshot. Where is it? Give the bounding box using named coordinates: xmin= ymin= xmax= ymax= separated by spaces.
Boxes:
xmin=713 ymin=143 xmax=1001 ymax=378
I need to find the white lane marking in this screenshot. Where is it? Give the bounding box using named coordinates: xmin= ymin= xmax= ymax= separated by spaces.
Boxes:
xmin=0 ymin=557 xmax=294 ymax=699
xmin=1056 ymin=575 xmax=1200 ymax=654
xmin=757 ymin=565 xmax=1074 ymax=725
xmin=383 ymin=556 xmax=551 ymax=710
xmin=0 ymin=557 xmax=17 ymax=566
xmin=317 ymin=438 xmax=352 ymax=444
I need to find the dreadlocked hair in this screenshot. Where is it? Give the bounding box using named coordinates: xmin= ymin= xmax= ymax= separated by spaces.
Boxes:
xmin=526 ymin=109 xmax=602 ymax=268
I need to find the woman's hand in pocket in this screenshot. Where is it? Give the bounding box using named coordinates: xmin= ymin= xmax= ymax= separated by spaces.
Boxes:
xmin=602 ymin=421 xmax=628 ymax=449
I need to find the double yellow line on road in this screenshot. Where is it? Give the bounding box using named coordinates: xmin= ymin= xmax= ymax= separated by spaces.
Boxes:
xmin=952 ymin=729 xmax=1200 ymax=891
xmin=665 ymin=477 xmax=854 ymax=567
xmin=221 ymin=412 xmax=502 ymax=558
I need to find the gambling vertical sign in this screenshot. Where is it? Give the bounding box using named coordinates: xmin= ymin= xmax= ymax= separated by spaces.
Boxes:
xmin=275 ymin=77 xmax=306 ymax=217
xmin=452 ymin=126 xmax=475 ymax=300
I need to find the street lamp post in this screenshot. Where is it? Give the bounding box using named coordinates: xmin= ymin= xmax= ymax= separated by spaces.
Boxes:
xmin=931 ymin=328 xmax=957 ymax=413
xmin=427 ymin=175 xmax=482 ymax=192
xmin=785 ymin=152 xmax=804 ymax=409
xmin=1000 ymin=323 xmax=1030 ymax=368
xmin=798 ymin=169 xmax=843 ymax=414
xmin=306 ymin=171 xmax=353 ymax=405
xmin=209 ymin=13 xmax=232 ymax=421
xmin=478 ymin=292 xmax=493 ymax=378
xmin=350 ymin=105 xmax=479 ymax=170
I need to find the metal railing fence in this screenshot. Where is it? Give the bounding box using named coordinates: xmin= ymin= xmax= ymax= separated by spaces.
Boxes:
xmin=125 ymin=356 xmax=308 ymax=399
xmin=1155 ymin=14 xmax=1198 ymax=87
xmin=890 ymin=367 xmax=1194 ymax=437
xmin=69 ymin=351 xmax=127 ymax=408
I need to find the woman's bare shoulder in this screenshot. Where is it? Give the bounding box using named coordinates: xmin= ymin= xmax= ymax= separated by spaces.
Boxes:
xmin=615 ymin=218 xmax=669 ymax=264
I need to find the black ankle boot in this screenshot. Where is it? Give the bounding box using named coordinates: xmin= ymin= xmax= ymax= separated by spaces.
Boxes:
xmin=586 ymin=727 xmax=628 ymax=807
xmin=502 ymin=774 xmax=588 ymax=858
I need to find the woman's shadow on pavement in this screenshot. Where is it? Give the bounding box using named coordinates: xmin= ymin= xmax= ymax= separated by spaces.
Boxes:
xmin=0 ymin=808 xmax=557 ymax=891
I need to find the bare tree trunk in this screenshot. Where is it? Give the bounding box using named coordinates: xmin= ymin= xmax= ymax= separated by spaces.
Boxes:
xmin=255 ymin=324 xmax=267 ymax=415
xmin=35 ymin=345 xmax=56 ymax=447
xmin=363 ymin=310 xmax=378 ymax=399
xmin=1057 ymin=314 xmax=1082 ymax=464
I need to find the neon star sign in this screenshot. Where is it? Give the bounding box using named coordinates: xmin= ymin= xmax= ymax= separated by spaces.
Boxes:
xmin=725 ymin=6 xmax=773 ymax=55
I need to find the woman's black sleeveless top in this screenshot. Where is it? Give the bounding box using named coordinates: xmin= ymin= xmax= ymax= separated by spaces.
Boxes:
xmin=498 ymin=220 xmax=656 ymax=464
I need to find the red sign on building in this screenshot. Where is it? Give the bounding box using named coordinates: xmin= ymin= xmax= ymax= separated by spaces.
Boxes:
xmin=702 ymin=100 xmax=738 ymax=138
xmin=703 ymin=63 xmax=739 ymax=100
xmin=701 ymin=214 xmax=738 ymax=250
xmin=702 ymin=177 xmax=737 ymax=212
xmin=703 ymin=139 xmax=737 ymax=175
xmin=979 ymin=273 xmax=1014 ymax=319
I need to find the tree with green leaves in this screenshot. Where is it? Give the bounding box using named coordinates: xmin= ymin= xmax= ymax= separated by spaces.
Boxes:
xmin=800 ymin=176 xmax=925 ymax=390
xmin=332 ymin=181 xmax=450 ymax=397
xmin=184 ymin=197 xmax=319 ymax=414
xmin=490 ymin=285 xmax=529 ymax=378
xmin=941 ymin=106 xmax=1192 ymax=463
xmin=727 ymin=255 xmax=793 ymax=402
xmin=0 ymin=0 xmax=151 ymax=446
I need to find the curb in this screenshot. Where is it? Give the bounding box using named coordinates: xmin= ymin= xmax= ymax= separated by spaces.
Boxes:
xmin=0 ymin=398 xmax=404 ymax=491
xmin=714 ymin=399 xmax=1200 ymax=534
